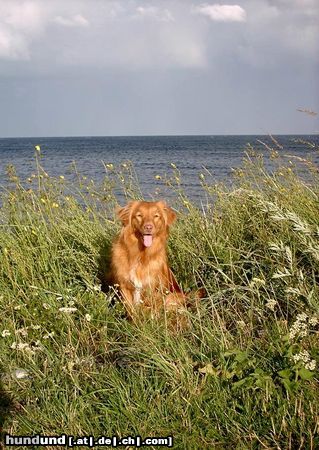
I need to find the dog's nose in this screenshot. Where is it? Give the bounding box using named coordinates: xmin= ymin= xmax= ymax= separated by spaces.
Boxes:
xmin=144 ymin=223 xmax=153 ymax=233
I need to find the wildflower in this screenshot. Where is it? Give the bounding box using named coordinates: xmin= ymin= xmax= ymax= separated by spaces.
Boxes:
xmin=309 ymin=315 xmax=319 ymax=326
xmin=106 ymin=163 xmax=114 ymax=169
xmin=59 ymin=175 xmax=65 ymax=180
xmin=16 ymin=328 xmax=28 ymax=337
xmin=93 ymin=285 xmax=101 ymax=292
xmin=11 ymin=369 xmax=30 ymax=379
xmin=85 ymin=314 xmax=91 ymax=322
xmin=58 ymin=307 xmax=78 ymax=313
xmin=305 ymin=360 xmax=316 ymax=371
xmin=34 ymin=145 xmax=41 ymax=152
xmin=43 ymin=332 xmax=55 ymax=339
xmin=155 ymin=175 xmax=161 ymax=180
xmin=68 ymin=300 xmax=75 ymax=306
xmin=289 ymin=313 xmax=309 ymax=340
xmin=266 ymin=299 xmax=277 ymax=311
xmin=42 ymin=303 xmax=50 ymax=309
xmin=199 ymin=173 xmax=205 ymax=180
xmin=1 ymin=330 xmax=11 ymax=337
xmin=122 ymin=163 xmax=127 ymax=168
xmin=291 ymin=350 xmax=316 ymax=370
xmin=14 ymin=305 xmax=21 ymax=310
xmin=292 ymin=349 xmax=310 ymax=364
xmin=297 ymin=313 xmax=308 ymax=322
xmin=11 ymin=342 xmax=35 ymax=354
xmin=52 ymin=202 xmax=59 ymax=208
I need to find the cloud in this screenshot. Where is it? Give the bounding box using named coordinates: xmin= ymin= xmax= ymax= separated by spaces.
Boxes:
xmin=135 ymin=6 xmax=174 ymax=22
xmin=54 ymin=14 xmax=89 ymax=27
xmin=0 ymin=1 xmax=46 ymax=59
xmin=0 ymin=0 xmax=317 ymax=71
xmin=193 ymin=3 xmax=247 ymax=22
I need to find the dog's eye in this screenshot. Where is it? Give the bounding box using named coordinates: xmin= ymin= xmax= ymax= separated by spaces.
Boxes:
xmin=136 ymin=212 xmax=142 ymax=218
xmin=154 ymin=213 xmax=160 ymax=218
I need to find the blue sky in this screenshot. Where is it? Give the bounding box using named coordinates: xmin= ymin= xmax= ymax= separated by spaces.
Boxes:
xmin=0 ymin=0 xmax=318 ymax=137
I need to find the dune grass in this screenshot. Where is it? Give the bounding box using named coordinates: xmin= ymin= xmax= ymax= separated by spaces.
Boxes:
xmin=0 ymin=139 xmax=318 ymax=449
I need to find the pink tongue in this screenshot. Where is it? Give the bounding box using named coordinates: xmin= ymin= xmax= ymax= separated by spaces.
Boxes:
xmin=143 ymin=235 xmax=153 ymax=247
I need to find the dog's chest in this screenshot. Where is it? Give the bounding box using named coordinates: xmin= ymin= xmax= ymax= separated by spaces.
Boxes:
xmin=129 ymin=258 xmax=160 ymax=287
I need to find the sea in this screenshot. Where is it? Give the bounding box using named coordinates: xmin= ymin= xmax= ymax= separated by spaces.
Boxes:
xmin=0 ymin=135 xmax=318 ymax=203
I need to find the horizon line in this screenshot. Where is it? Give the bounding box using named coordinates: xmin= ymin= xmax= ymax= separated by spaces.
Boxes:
xmin=0 ymin=132 xmax=317 ymax=140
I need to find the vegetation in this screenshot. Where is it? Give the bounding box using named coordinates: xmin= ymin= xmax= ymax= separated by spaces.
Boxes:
xmin=0 ymin=138 xmax=318 ymax=449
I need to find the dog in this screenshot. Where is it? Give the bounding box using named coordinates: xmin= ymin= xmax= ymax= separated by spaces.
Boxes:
xmin=109 ymin=200 xmax=185 ymax=316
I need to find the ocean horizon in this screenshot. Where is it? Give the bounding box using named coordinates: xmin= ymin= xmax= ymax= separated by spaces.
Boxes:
xmin=0 ymin=134 xmax=317 ymax=202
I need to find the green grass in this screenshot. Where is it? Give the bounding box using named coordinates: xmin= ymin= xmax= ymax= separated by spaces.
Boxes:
xmin=0 ymin=140 xmax=319 ymax=449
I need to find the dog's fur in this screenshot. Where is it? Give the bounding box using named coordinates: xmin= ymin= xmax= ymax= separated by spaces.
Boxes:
xmin=109 ymin=200 xmax=185 ymax=315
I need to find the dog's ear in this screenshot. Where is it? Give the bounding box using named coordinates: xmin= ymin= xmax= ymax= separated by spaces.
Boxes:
xmin=157 ymin=201 xmax=177 ymax=226
xmin=116 ymin=201 xmax=137 ymax=226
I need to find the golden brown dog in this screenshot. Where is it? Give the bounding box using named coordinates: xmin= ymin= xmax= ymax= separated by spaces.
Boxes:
xmin=109 ymin=200 xmax=185 ymax=316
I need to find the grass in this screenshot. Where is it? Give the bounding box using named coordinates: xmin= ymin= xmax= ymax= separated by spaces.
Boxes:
xmin=0 ymin=138 xmax=318 ymax=449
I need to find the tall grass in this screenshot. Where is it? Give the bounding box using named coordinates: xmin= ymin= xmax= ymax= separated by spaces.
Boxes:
xmin=0 ymin=139 xmax=318 ymax=449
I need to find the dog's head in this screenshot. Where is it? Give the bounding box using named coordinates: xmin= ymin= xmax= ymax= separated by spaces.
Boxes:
xmin=116 ymin=200 xmax=176 ymax=248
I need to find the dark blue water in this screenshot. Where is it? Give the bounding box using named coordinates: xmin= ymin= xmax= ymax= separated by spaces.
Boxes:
xmin=0 ymin=135 xmax=318 ymax=201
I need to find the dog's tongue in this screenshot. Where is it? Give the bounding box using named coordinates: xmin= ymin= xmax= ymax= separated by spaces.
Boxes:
xmin=143 ymin=234 xmax=153 ymax=248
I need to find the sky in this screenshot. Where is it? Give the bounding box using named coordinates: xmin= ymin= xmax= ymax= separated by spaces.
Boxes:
xmin=0 ymin=0 xmax=318 ymax=137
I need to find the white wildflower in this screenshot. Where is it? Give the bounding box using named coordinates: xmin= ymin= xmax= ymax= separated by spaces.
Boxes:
xmin=58 ymin=307 xmax=78 ymax=313
xmin=305 ymin=360 xmax=316 ymax=371
xmin=289 ymin=313 xmax=308 ymax=340
xmin=309 ymin=315 xmax=319 ymax=326
xmin=297 ymin=313 xmax=308 ymax=322
xmin=292 ymin=350 xmax=310 ymax=364
xmin=16 ymin=328 xmax=28 ymax=337
xmin=265 ymin=299 xmax=277 ymax=311
xmin=93 ymin=285 xmax=101 ymax=292
xmin=14 ymin=305 xmax=21 ymax=310
xmin=43 ymin=332 xmax=55 ymax=339
xmin=11 ymin=369 xmax=30 ymax=379
xmin=1 ymin=330 xmax=11 ymax=337
xmin=289 ymin=313 xmax=309 ymax=340
xmin=292 ymin=351 xmax=316 ymax=371
xmin=11 ymin=342 xmax=35 ymax=354
xmin=85 ymin=314 xmax=91 ymax=322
